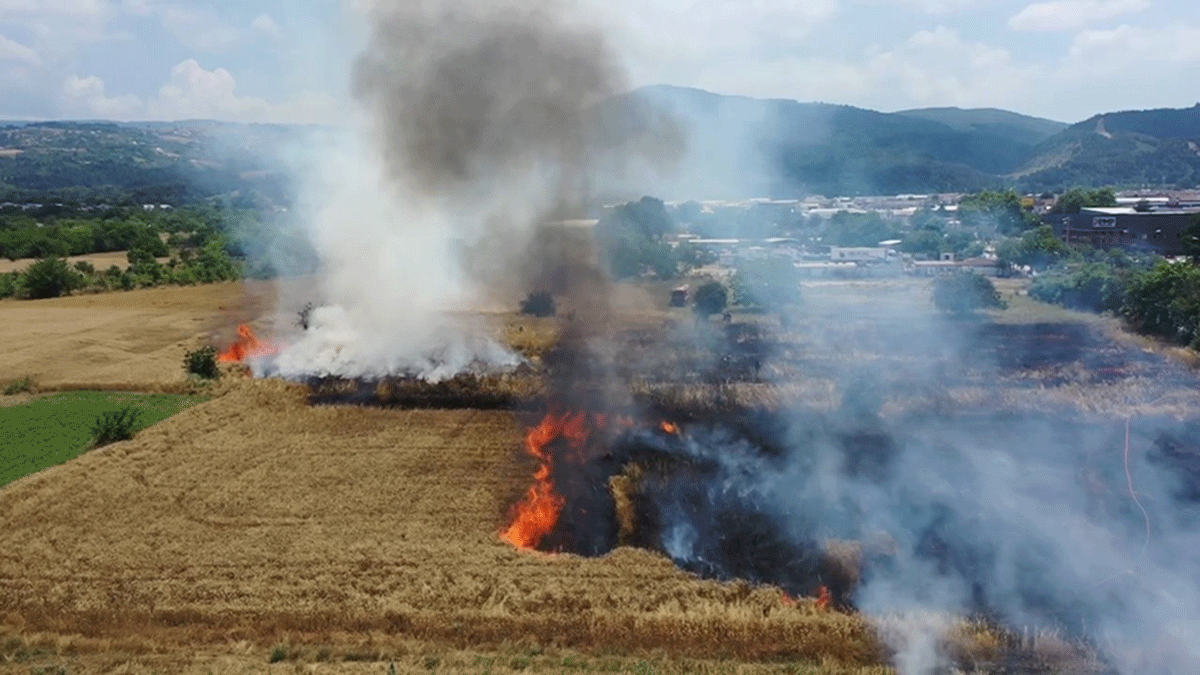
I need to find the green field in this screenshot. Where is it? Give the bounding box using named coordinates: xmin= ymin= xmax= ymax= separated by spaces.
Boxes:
xmin=0 ymin=391 xmax=208 ymax=487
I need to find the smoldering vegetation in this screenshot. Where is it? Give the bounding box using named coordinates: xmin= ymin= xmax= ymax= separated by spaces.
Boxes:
xmin=297 ymin=278 xmax=1200 ymax=675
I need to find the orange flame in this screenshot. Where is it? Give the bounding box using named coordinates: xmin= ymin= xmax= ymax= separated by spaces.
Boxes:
xmin=816 ymin=586 xmax=832 ymax=611
xmin=501 ymin=411 xmax=680 ymax=552
xmin=501 ymin=413 xmax=570 ymax=550
xmin=218 ymin=324 xmax=278 ymax=363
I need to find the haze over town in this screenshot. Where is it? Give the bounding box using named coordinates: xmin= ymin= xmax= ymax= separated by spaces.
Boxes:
xmin=0 ymin=0 xmax=1197 ymax=124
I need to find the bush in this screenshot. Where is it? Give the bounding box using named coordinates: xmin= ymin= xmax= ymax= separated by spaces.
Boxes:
xmin=519 ymin=291 xmax=556 ymax=317
xmin=692 ymin=280 xmax=728 ymax=317
xmin=1029 ymin=263 xmax=1127 ymax=313
xmin=91 ymin=407 xmax=140 ymax=447
xmin=0 ymin=271 xmax=18 ymax=299
xmin=21 ymin=255 xmax=83 ymax=299
xmin=3 ymin=376 xmax=33 ymax=395
xmin=932 ymin=269 xmax=1006 ymax=314
xmin=1120 ymin=261 xmax=1200 ymax=346
xmin=183 ymin=345 xmax=222 ymax=380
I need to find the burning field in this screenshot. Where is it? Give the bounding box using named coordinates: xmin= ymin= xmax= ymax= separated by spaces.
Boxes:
xmin=4 ymin=278 xmax=1200 ymax=674
xmin=5 ymin=1 xmax=1200 ymax=672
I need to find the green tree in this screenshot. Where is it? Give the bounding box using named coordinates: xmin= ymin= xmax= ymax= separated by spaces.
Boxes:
xmin=1048 ymin=187 xmax=1118 ymax=214
xmin=932 ymin=269 xmax=1006 ymax=315
xmin=824 ymin=211 xmax=898 ymax=246
xmin=21 ymin=255 xmax=84 ymax=299
xmin=996 ymin=225 xmax=1070 ymax=271
xmin=692 ymin=281 xmax=728 ymax=317
xmin=1121 ymin=261 xmax=1200 ymax=346
xmin=958 ymin=190 xmax=1037 ymax=235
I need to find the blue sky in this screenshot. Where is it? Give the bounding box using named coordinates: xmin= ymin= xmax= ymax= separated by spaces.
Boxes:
xmin=0 ymin=0 xmax=1197 ymax=124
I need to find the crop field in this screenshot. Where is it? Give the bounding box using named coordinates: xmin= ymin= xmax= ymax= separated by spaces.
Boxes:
xmin=0 ymin=390 xmax=208 ymax=487
xmin=1 ymin=277 xmax=1196 ymax=673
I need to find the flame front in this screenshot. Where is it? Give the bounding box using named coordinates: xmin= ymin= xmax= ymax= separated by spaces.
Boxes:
xmin=500 ymin=414 xmax=573 ymax=549
xmin=219 ymin=324 xmax=278 ymax=363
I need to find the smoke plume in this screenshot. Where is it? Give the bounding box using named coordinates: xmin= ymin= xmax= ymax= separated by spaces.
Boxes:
xmin=252 ymin=0 xmax=679 ymax=380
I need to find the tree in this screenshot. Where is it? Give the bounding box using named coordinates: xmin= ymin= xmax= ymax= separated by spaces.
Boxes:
xmin=932 ymin=270 xmax=1006 ymax=315
xmin=958 ymin=190 xmax=1038 ymax=235
xmin=1121 ymin=261 xmax=1200 ymax=346
xmin=692 ymin=281 xmax=728 ymax=317
xmin=996 ymin=225 xmax=1071 ymax=271
xmin=1048 ymin=187 xmax=1118 ymax=214
xmin=21 ymin=255 xmax=84 ymax=299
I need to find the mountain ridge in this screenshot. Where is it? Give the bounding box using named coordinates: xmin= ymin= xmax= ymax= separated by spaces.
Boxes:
xmin=2 ymin=87 xmax=1199 ymax=200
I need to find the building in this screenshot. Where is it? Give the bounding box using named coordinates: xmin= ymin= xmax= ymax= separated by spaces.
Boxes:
xmin=1048 ymin=207 xmax=1200 ymax=256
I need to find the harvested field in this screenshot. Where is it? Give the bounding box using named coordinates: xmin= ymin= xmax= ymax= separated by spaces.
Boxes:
xmin=0 ymin=281 xmax=278 ymax=388
xmin=3 ymin=279 xmax=1199 ymax=673
xmin=0 ymin=251 xmax=170 ymax=275
xmin=0 ymin=381 xmax=890 ymax=671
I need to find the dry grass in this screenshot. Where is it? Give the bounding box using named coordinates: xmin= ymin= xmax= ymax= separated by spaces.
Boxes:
xmin=3 ymin=278 xmax=1194 ymax=673
xmin=0 ymin=251 xmax=171 ymax=275
xmin=0 ymin=379 xmax=892 ymax=669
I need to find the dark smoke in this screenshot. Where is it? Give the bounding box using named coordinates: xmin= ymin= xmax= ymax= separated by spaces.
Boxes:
xmin=351 ymin=0 xmax=682 ymax=301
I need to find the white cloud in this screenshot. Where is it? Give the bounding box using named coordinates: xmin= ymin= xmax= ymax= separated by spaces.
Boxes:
xmin=1068 ymin=24 xmax=1200 ymax=63
xmin=698 ymin=26 xmax=1034 ymax=112
xmin=251 ymin=12 xmax=280 ymax=39
xmin=853 ymin=0 xmax=983 ymax=15
xmin=0 ymin=33 xmax=38 ymax=64
xmin=1009 ymin=0 xmax=1148 ymax=32
xmin=63 ymin=59 xmax=342 ymax=123
xmin=0 ymin=0 xmax=108 ymax=18
xmin=62 ymin=73 xmax=141 ymax=117
xmin=157 ymin=5 xmax=241 ymax=50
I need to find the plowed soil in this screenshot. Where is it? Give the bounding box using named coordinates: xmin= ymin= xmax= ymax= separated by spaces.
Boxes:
xmin=0 ymin=379 xmax=880 ymax=673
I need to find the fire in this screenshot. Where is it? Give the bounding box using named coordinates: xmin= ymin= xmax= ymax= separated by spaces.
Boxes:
xmin=501 ymin=411 xmax=619 ymax=551
xmin=218 ymin=324 xmax=278 ymax=363
xmin=816 ymin=585 xmax=831 ymax=611
xmin=660 ymin=421 xmax=679 ymax=435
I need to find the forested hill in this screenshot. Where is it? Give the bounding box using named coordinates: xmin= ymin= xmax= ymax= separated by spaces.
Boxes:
xmin=3 ymin=95 xmax=1199 ymax=202
xmin=1015 ymin=104 xmax=1200 ymax=191
xmin=0 ymin=121 xmax=322 ymax=206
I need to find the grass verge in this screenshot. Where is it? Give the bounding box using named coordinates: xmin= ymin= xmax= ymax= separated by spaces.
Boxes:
xmin=0 ymin=390 xmax=208 ymax=487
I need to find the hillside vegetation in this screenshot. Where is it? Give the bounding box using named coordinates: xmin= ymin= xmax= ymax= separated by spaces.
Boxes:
xmin=2 ymin=95 xmax=1199 ymax=202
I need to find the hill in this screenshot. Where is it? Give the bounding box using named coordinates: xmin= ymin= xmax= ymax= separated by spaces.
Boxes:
xmin=0 ymin=120 xmax=318 ymax=206
xmin=4 ymin=95 xmax=1200 ymax=201
xmin=894 ymin=106 xmax=1067 ymax=146
xmin=601 ymin=85 xmax=1022 ymax=198
xmin=1016 ymin=105 xmax=1200 ymax=190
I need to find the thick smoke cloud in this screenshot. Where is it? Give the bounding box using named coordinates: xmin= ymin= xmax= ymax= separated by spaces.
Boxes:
xmin=253 ymin=0 xmax=679 ymax=380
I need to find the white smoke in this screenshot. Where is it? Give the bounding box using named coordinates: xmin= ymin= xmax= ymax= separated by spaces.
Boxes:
xmin=245 ymin=0 xmax=677 ymax=381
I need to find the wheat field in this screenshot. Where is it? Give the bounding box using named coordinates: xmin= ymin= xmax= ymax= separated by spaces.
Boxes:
xmin=0 ymin=280 xmax=1160 ymax=674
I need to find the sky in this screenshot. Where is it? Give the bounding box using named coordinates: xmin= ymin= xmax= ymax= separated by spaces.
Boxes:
xmin=0 ymin=0 xmax=1197 ymax=125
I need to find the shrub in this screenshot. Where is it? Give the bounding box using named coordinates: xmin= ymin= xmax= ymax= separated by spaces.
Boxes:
xmin=1029 ymin=263 xmax=1127 ymax=313
xmin=91 ymin=407 xmax=140 ymax=447
xmin=3 ymin=376 xmax=33 ymax=395
xmin=183 ymin=345 xmax=222 ymax=380
xmin=519 ymin=291 xmax=556 ymax=317
xmin=932 ymin=269 xmax=1006 ymax=315
xmin=0 ymin=271 xmax=18 ymax=299
xmin=692 ymin=280 xmax=728 ymax=317
xmin=21 ymin=255 xmax=83 ymax=299
xmin=1120 ymin=260 xmax=1200 ymax=346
